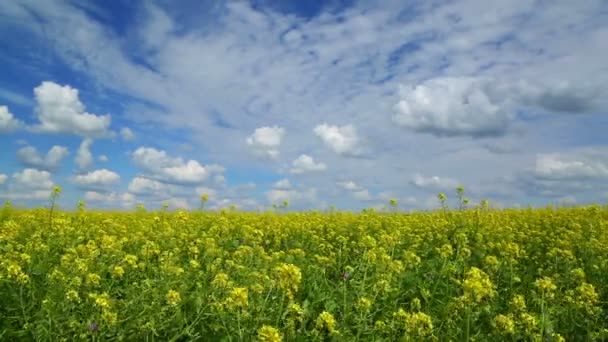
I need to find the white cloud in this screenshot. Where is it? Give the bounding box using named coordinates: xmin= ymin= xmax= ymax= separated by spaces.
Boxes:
xmin=338 ymin=180 xmax=362 ymax=191
xmin=3 ymin=1 xmax=608 ymax=209
xmin=246 ymin=126 xmax=285 ymax=160
xmin=5 ymin=169 xmax=55 ymax=200
xmin=120 ymin=127 xmax=135 ymax=141
xmin=31 ymin=81 xmax=111 ymax=138
xmin=16 ymin=145 xmax=69 ymax=171
xmin=411 ymin=173 xmax=460 ymax=191
xmin=353 ymin=189 xmax=373 ymax=201
xmin=98 ymin=155 xmax=108 ymax=162
xmin=73 ymin=169 xmax=120 ymax=191
xmin=85 ymin=191 xmax=136 ymax=208
xmin=12 ymin=168 xmax=54 ymax=189
xmin=0 ymin=105 xmax=23 ymax=133
xmin=75 ymin=138 xmax=94 ymax=170
xmin=195 ymin=186 xmax=218 ymax=199
xmin=289 ymin=154 xmax=327 ymax=174
xmin=127 ymin=176 xmax=172 ymax=196
xmin=314 ymin=123 xmax=362 ymax=156
xmin=393 ymin=77 xmax=513 ymax=137
xmin=0 ymin=173 xmax=7 ymax=185
xmin=131 ymin=146 xmax=222 ymax=184
xmin=534 ymin=153 xmax=608 ymax=180
xmin=273 ymin=178 xmax=291 ymax=189
xmin=265 ymin=187 xmax=317 ymax=205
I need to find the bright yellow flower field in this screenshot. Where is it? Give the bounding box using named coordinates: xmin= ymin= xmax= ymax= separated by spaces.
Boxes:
xmin=1 ymin=201 xmax=607 ymax=341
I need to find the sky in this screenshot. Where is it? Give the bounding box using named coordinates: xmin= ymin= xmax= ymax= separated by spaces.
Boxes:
xmin=0 ymin=0 xmax=607 ymax=211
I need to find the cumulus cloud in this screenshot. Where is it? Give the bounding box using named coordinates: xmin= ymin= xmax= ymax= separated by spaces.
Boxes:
xmin=0 ymin=105 xmax=23 ymax=133
xmin=131 ymin=146 xmax=222 ymax=184
xmin=1 ymin=168 xmax=55 ymax=200
xmin=265 ymin=187 xmax=317 ymax=205
xmin=338 ymin=180 xmax=363 ymax=191
xmin=75 ymin=138 xmax=94 ymax=170
xmin=246 ymin=126 xmax=285 ymax=160
xmin=314 ymin=123 xmax=362 ymax=156
xmin=73 ymin=169 xmax=120 ymax=191
xmin=273 ymin=178 xmax=291 ymax=189
xmin=127 ymin=176 xmax=172 ymax=196
xmin=410 ymin=173 xmax=460 ymax=191
xmin=0 ymin=173 xmax=7 ymax=185
xmin=17 ymin=145 xmax=69 ymax=170
xmin=195 ymin=186 xmax=218 ymax=199
xmin=289 ymin=154 xmax=327 ymax=174
xmin=352 ymin=189 xmax=373 ymax=201
xmin=534 ymin=153 xmax=608 ymax=180
xmin=31 ymin=81 xmax=111 ymax=138
xmin=120 ymin=127 xmax=135 ymax=141
xmin=85 ymin=191 xmax=136 ymax=208
xmin=98 ymin=155 xmax=108 ymax=162
xmin=393 ymin=77 xmax=513 ymax=138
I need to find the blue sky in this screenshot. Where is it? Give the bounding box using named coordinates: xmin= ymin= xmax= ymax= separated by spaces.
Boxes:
xmin=1 ymin=0 xmax=607 ymax=211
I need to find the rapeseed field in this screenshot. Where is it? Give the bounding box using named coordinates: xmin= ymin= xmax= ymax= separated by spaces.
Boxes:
xmin=1 ymin=193 xmax=607 ymax=341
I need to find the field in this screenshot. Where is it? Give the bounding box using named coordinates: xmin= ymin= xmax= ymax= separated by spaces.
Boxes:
xmin=1 ymin=200 xmax=608 ymax=341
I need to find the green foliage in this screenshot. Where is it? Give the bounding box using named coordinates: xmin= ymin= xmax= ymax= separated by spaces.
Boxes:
xmin=0 ymin=205 xmax=607 ymax=340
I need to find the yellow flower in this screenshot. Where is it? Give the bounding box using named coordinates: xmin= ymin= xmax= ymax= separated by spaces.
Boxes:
xmin=436 ymin=243 xmax=454 ymax=259
xmin=89 ymin=292 xmax=111 ymax=309
xmin=462 ymin=267 xmax=495 ymax=303
xmin=509 ymin=294 xmax=526 ymax=312
xmin=534 ymin=276 xmax=557 ymax=297
xmin=274 ymin=263 xmax=302 ymax=300
xmin=227 ymin=287 xmax=248 ymax=309
xmin=86 ymin=273 xmax=102 ymax=287
xmin=394 ymin=309 xmax=433 ymax=336
xmin=257 ymin=325 xmax=282 ymax=342
xmin=316 ymin=311 xmax=338 ymax=334
xmin=356 ymin=297 xmax=372 ymax=311
xmin=492 ymin=314 xmax=515 ymax=335
xmin=123 ymin=254 xmax=139 ymax=267
xmin=111 ymin=266 xmax=125 ymax=279
xmin=66 ymin=289 xmax=80 ymax=303
xmin=102 ymin=310 xmax=118 ymax=325
xmin=166 ymin=289 xmax=181 ymax=306
xmin=288 ymin=303 xmax=305 ymax=322
xmin=189 ymin=259 xmax=200 ymax=269
xmin=211 ymin=272 xmax=231 ymax=288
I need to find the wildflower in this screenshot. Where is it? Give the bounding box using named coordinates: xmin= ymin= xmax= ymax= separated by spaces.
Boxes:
xmin=89 ymin=292 xmax=111 ymax=309
xmin=66 ymin=289 xmax=80 ymax=303
xmin=316 ymin=311 xmax=338 ymax=334
xmin=356 ymin=297 xmax=372 ymax=311
xmin=227 ymin=287 xmax=248 ymax=309
xmin=275 ymin=263 xmax=302 ymax=300
xmin=492 ymin=314 xmax=515 ymax=335
xmin=341 ymin=272 xmax=350 ymax=280
xmin=518 ymin=313 xmax=537 ymax=334
xmin=86 ymin=273 xmax=102 ymax=287
xmin=111 ymin=266 xmax=125 ymax=279
xmin=438 ymin=244 xmax=453 ymax=259
xmin=462 ymin=267 xmax=495 ymax=303
xmin=123 ymin=254 xmax=138 ymax=267
xmin=166 ymin=289 xmax=181 ymax=306
xmin=257 ymin=325 xmax=282 ymax=342
xmin=102 ymin=310 xmax=117 ymax=325
xmin=211 ymin=272 xmax=231 ymax=288
xmin=509 ymin=294 xmax=526 ymax=312
xmin=288 ymin=303 xmax=305 ymax=322
xmin=534 ymin=276 xmax=557 ymax=298
xmin=394 ymin=309 xmax=433 ymax=336
xmin=89 ymin=322 xmax=98 ymax=333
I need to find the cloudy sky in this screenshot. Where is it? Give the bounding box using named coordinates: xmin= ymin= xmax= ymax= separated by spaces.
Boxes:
xmin=0 ymin=0 xmax=607 ymax=211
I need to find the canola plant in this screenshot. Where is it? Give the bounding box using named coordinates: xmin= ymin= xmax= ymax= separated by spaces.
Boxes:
xmin=1 ymin=197 xmax=607 ymax=341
